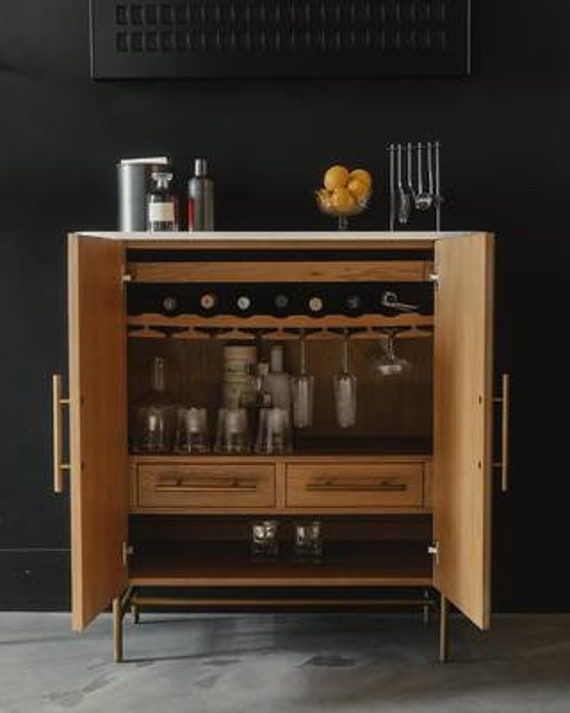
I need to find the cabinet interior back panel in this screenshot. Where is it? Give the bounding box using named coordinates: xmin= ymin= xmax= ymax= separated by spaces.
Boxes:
xmin=90 ymin=0 xmax=471 ymax=78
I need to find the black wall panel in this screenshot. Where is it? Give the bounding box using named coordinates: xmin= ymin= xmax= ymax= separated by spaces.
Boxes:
xmin=91 ymin=0 xmax=471 ymax=78
xmin=0 ymin=0 xmax=566 ymax=611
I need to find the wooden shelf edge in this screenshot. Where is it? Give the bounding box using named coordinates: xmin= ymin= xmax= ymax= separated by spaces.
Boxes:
xmin=129 ymin=507 xmax=433 ymax=516
xmin=129 ymin=454 xmax=433 ymax=465
xmin=128 ymin=575 xmax=433 ymax=587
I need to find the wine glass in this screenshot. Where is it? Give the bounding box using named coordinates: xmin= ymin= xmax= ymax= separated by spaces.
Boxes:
xmin=290 ymin=332 xmax=314 ymax=429
xmin=332 ymin=333 xmax=357 ymax=428
xmin=370 ymin=329 xmax=412 ymax=378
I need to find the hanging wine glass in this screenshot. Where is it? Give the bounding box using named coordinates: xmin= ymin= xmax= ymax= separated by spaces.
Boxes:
xmin=332 ymin=332 xmax=357 ymax=428
xmin=290 ymin=331 xmax=314 ymax=429
xmin=370 ymin=329 xmax=412 ymax=378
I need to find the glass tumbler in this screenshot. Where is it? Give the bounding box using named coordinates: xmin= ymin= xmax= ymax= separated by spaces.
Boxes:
xmin=214 ymin=407 xmax=251 ymax=454
xmin=175 ymin=407 xmax=210 ymax=454
xmin=294 ymin=521 xmax=323 ymax=562
xmin=255 ymin=407 xmax=292 ymax=454
xmin=134 ymin=406 xmax=169 ymax=454
xmin=251 ymin=520 xmax=279 ymax=559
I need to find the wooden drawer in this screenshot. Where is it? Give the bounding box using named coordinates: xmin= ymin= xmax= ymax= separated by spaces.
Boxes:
xmin=286 ymin=462 xmax=423 ymax=509
xmin=135 ymin=463 xmax=276 ymax=511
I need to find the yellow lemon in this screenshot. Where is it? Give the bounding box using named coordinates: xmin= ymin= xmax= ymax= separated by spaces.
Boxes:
xmin=324 ymin=165 xmax=350 ymax=190
xmin=349 ymin=169 xmax=372 ymax=188
xmin=332 ymin=187 xmax=356 ymax=211
xmin=347 ymin=178 xmax=370 ymax=202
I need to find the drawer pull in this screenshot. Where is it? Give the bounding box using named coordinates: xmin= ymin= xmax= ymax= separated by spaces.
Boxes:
xmin=306 ymin=478 xmax=408 ymax=493
xmin=155 ymin=477 xmax=258 ymax=493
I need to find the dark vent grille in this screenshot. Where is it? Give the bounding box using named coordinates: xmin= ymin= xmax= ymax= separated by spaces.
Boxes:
xmin=91 ymin=0 xmax=470 ymax=78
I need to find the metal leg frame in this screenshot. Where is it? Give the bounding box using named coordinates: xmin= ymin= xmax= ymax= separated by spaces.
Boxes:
xmin=111 ymin=588 xmax=441 ymax=664
xmin=112 ymin=587 xmax=134 ymax=663
xmin=439 ymin=593 xmax=448 ymax=663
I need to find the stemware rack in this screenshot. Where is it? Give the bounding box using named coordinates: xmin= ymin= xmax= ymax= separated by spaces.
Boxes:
xmin=127 ymin=314 xmax=434 ymax=341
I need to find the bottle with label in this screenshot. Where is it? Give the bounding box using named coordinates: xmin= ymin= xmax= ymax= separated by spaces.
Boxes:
xmin=147 ymin=171 xmax=178 ymax=232
xmin=188 ymin=158 xmax=215 ymax=231
xmin=232 ymin=291 xmax=254 ymax=316
xmin=305 ymin=292 xmax=326 ymax=317
xmin=159 ymin=294 xmax=182 ymax=316
xmin=197 ymin=290 xmax=219 ymax=316
xmin=272 ymin=292 xmax=291 ymax=316
xmin=343 ymin=293 xmax=365 ymax=317
xmin=262 ymin=345 xmax=291 ymax=412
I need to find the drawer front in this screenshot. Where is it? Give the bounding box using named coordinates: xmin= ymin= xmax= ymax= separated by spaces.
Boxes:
xmin=136 ymin=464 xmax=275 ymax=510
xmin=286 ymin=463 xmax=423 ymax=509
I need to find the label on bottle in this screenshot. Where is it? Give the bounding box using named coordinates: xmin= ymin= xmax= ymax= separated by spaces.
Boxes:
xmin=148 ymin=201 xmax=175 ymax=223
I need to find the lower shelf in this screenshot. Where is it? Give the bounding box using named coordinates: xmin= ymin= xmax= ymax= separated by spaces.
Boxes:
xmin=128 ymin=541 xmax=432 ymax=588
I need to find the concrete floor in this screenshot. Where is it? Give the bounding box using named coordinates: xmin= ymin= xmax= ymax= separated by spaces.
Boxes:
xmin=1 ymin=613 xmax=570 ymax=713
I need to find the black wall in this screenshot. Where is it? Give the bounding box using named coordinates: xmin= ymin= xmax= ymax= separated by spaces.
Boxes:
xmin=0 ymin=1 xmax=567 ymax=611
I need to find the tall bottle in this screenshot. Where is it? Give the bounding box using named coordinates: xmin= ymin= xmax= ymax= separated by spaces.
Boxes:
xmin=132 ymin=356 xmax=178 ymax=453
xmin=188 ymin=158 xmax=215 ymax=231
xmin=262 ymin=345 xmax=291 ymax=412
xmin=147 ymin=171 xmax=178 ymax=232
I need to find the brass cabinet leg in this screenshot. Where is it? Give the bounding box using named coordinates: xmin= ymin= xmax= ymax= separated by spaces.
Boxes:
xmin=131 ymin=603 xmax=140 ymax=625
xmin=438 ymin=593 xmax=448 ymax=663
xmin=112 ymin=597 xmax=124 ymax=663
xmin=422 ymin=589 xmax=430 ymax=624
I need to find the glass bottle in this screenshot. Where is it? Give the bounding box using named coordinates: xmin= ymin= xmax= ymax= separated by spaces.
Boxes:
xmin=132 ymin=356 xmax=178 ymax=453
xmin=188 ymin=158 xmax=214 ymax=231
xmin=147 ymin=171 xmax=178 ymax=232
xmin=263 ymin=345 xmax=291 ymax=412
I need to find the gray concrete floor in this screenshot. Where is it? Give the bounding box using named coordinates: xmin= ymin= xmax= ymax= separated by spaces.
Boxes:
xmin=1 ymin=612 xmax=569 ymax=713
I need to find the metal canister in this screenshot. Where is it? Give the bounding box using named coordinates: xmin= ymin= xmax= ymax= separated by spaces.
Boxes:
xmin=117 ymin=157 xmax=171 ymax=231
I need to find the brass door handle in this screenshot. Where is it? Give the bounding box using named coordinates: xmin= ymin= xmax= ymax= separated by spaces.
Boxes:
xmin=493 ymin=373 xmax=510 ymax=493
xmin=52 ymin=374 xmax=70 ymax=494
xmin=307 ymin=479 xmax=407 ymax=493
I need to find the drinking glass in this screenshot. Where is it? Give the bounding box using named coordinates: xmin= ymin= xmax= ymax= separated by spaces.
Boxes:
xmin=251 ymin=520 xmax=279 ymax=559
xmin=294 ymin=521 xmax=323 ymax=562
xmin=175 ymin=407 xmax=210 ymax=454
xmin=370 ymin=329 xmax=411 ymax=378
xmin=291 ymin=334 xmax=314 ymax=429
xmin=134 ymin=407 xmax=169 ymax=454
xmin=214 ymin=407 xmax=251 ymax=454
xmin=255 ymin=406 xmax=292 ymax=454
xmin=332 ymin=335 xmax=357 ymax=428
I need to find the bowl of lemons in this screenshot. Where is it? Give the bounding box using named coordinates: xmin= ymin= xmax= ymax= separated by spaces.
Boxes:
xmin=316 ymin=164 xmax=373 ymax=230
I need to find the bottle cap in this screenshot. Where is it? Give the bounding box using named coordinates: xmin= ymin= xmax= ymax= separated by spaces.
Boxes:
xmin=194 ymin=158 xmax=208 ymax=177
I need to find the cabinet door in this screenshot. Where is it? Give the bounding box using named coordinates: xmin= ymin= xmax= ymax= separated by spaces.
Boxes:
xmin=68 ymin=235 xmax=129 ymax=631
xmin=433 ymin=233 xmax=494 ymax=630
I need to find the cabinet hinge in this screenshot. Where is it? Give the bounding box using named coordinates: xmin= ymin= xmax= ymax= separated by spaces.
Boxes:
xmin=122 ymin=542 xmax=134 ymax=567
xmin=122 ymin=272 xmax=133 ymax=284
xmin=428 ymin=272 xmax=440 ymax=287
xmin=428 ymin=541 xmax=440 ymax=565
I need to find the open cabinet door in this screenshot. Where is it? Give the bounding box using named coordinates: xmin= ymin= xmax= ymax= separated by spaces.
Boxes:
xmin=68 ymin=235 xmax=129 ymax=631
xmin=433 ymin=233 xmax=494 ymax=630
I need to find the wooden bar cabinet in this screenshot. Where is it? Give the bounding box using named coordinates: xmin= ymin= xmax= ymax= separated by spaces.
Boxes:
xmin=52 ymin=231 xmax=509 ymax=663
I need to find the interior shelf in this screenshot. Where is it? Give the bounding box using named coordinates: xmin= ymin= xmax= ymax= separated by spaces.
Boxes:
xmin=128 ymin=541 xmax=432 ymax=587
xmin=129 ymin=438 xmax=432 ymax=462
